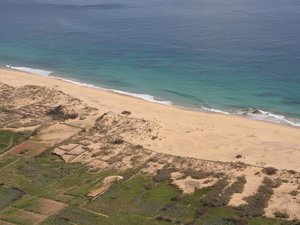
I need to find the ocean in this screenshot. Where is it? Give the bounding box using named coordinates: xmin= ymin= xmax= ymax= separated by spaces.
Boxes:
xmin=0 ymin=0 xmax=300 ymax=126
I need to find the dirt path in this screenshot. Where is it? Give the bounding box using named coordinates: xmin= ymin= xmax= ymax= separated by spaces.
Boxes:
xmin=0 ymin=157 xmax=20 ymax=171
xmin=78 ymin=207 xmax=109 ymax=218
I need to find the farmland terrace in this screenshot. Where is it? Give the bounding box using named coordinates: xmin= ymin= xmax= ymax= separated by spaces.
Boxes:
xmin=0 ymin=83 xmax=299 ymax=225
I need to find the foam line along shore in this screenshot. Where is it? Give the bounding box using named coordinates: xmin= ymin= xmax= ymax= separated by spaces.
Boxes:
xmin=4 ymin=65 xmax=300 ymax=128
xmin=1 ymin=67 xmax=300 ymax=171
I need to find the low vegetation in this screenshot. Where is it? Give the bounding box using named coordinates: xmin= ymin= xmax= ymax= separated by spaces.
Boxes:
xmin=47 ymin=105 xmax=78 ymax=121
xmin=238 ymin=177 xmax=274 ymax=218
xmin=0 ymin=130 xmax=24 ymax=153
xmin=0 ymin=83 xmax=299 ymax=224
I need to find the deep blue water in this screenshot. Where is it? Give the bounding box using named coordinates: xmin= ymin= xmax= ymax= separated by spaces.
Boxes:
xmin=0 ymin=0 xmax=300 ymax=124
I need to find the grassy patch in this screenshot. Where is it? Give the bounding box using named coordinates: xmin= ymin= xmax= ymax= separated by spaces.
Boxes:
xmin=0 ymin=130 xmax=24 ymax=153
xmin=238 ymin=177 xmax=274 ymax=217
xmin=0 ymin=207 xmax=45 ymax=225
xmin=85 ymin=175 xmax=181 ymax=217
xmin=0 ymin=145 xmax=297 ymax=224
xmin=0 ymin=185 xmax=25 ymax=210
xmin=0 ymin=154 xmax=82 ymax=194
xmin=250 ymin=217 xmax=295 ymax=225
xmin=42 ymin=206 xmax=108 ymax=225
xmin=0 ymin=154 xmax=19 ymax=169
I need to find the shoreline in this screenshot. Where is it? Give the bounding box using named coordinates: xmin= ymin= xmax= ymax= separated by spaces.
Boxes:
xmin=4 ymin=65 xmax=300 ymax=128
xmin=1 ymin=67 xmax=300 ymax=171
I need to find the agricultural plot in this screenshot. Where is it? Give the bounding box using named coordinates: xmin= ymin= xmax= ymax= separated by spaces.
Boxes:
xmin=0 ymin=207 xmax=47 ymax=225
xmin=0 ymin=153 xmax=297 ymax=225
xmin=0 ymin=154 xmax=83 ymax=195
xmin=0 ymin=131 xmax=24 ymax=154
xmin=0 ymin=185 xmax=25 ymax=210
xmin=0 ymin=154 xmax=18 ymax=169
xmin=82 ymin=175 xmax=297 ymax=225
xmin=13 ymin=197 xmax=66 ymax=216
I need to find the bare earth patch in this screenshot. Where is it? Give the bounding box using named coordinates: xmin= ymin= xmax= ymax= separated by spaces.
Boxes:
xmin=229 ymin=171 xmax=263 ymax=206
xmin=172 ymin=176 xmax=218 ymax=194
xmin=37 ymin=123 xmax=80 ymax=144
xmin=9 ymin=141 xmax=51 ymax=156
xmin=34 ymin=198 xmax=67 ymax=216
xmin=265 ymin=182 xmax=300 ymax=220
xmin=87 ymin=176 xmax=123 ymax=197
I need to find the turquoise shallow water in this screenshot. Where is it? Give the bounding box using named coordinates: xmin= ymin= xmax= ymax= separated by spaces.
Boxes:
xmin=0 ymin=0 xmax=300 ymax=125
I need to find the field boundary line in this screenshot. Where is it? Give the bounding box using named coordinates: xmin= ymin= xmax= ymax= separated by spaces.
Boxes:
xmin=78 ymin=206 xmax=109 ymax=218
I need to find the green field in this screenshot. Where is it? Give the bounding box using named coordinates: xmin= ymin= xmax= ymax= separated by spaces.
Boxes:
xmin=0 ymin=154 xmax=19 ymax=169
xmin=0 ymin=152 xmax=298 ymax=224
xmin=0 ymin=185 xmax=24 ymax=210
xmin=0 ymin=130 xmax=24 ymax=153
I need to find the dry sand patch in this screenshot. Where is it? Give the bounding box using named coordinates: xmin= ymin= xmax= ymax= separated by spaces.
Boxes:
xmin=37 ymin=123 xmax=80 ymax=144
xmin=58 ymin=143 xmax=79 ymax=151
xmin=265 ymin=182 xmax=300 ymax=220
xmin=229 ymin=174 xmax=263 ymax=206
xmin=172 ymin=176 xmax=218 ymax=194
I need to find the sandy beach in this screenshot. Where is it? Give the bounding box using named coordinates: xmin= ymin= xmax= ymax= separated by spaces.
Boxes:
xmin=1 ymin=68 xmax=300 ymax=171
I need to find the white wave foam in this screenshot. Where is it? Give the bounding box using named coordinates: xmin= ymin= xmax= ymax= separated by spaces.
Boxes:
xmin=5 ymin=65 xmax=172 ymax=106
xmin=237 ymin=109 xmax=300 ymax=128
xmin=6 ymin=65 xmax=52 ymax=76
xmin=110 ymin=90 xmax=172 ymax=105
xmin=202 ymin=107 xmax=230 ymax=114
xmin=4 ymin=64 xmax=300 ymax=128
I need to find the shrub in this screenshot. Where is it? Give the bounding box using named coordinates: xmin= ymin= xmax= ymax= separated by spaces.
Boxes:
xmin=225 ymin=218 xmax=249 ymax=225
xmin=201 ymin=176 xmax=247 ymax=208
xmin=274 ymin=211 xmax=289 ymax=218
xmin=195 ymin=206 xmax=210 ymax=218
xmin=183 ymin=169 xmax=210 ymax=179
xmin=289 ymin=190 xmax=298 ymax=196
xmin=91 ymin=152 xmax=102 ymax=157
xmin=144 ymin=182 xmax=156 ymax=190
xmin=0 ymin=106 xmax=16 ymax=113
xmin=161 ymin=202 xmax=176 ymax=211
xmin=130 ymin=155 xmax=141 ymax=162
xmin=231 ymin=176 xmax=247 ymax=193
xmin=47 ymin=105 xmax=78 ymax=120
xmin=287 ymin=170 xmax=297 ymax=175
xmin=201 ymin=178 xmax=229 ymax=207
xmin=121 ymin=111 xmax=131 ymax=115
xmin=107 ymin=155 xmax=123 ymax=164
xmin=153 ymin=167 xmax=175 ymax=183
xmin=261 ymin=167 xmax=277 ymax=175
xmin=7 ymin=122 xmax=23 ymax=128
xmin=212 ymin=172 xmax=226 ymax=178
xmin=238 ymin=177 xmax=274 ymax=217
xmin=96 ymin=113 xmax=107 ymax=122
xmin=59 ymin=216 xmax=71 ymax=221
xmin=148 ymin=156 xmax=159 ymax=162
xmin=110 ymin=139 xmax=124 ymax=144
xmin=133 ymin=145 xmax=143 ymax=149
xmin=185 ymin=220 xmax=197 ymax=225
xmin=171 ymin=195 xmax=182 ymax=202
xmin=100 ymin=146 xmax=111 ymax=153
xmin=232 ymin=162 xmax=247 ymax=169
xmin=155 ymin=216 xmax=173 ymax=222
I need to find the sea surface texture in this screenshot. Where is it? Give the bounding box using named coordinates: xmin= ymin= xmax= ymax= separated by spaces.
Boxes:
xmin=0 ymin=0 xmax=300 ymax=125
